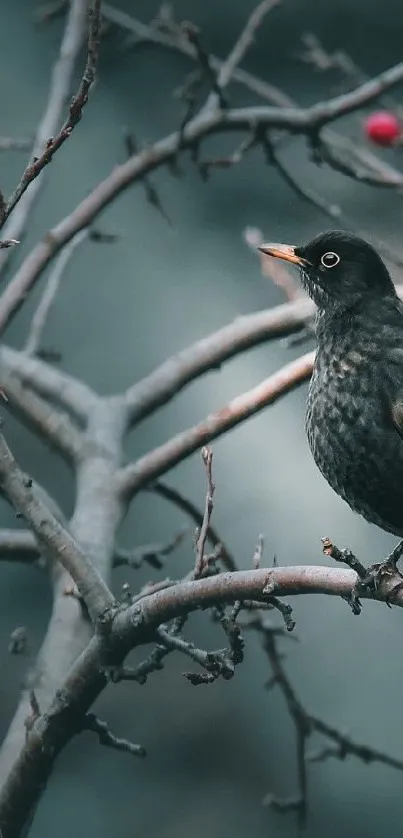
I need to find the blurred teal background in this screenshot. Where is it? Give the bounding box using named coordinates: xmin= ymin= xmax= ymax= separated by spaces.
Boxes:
xmin=1 ymin=1 xmax=403 ymax=835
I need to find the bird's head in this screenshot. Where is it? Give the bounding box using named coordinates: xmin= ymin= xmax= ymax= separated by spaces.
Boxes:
xmin=258 ymin=231 xmax=396 ymax=311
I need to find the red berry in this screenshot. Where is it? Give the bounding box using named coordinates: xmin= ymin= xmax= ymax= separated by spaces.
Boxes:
xmin=364 ymin=111 xmax=400 ymax=146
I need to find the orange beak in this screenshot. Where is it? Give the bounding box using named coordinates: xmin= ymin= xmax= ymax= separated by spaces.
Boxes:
xmin=258 ymin=243 xmax=311 ymax=267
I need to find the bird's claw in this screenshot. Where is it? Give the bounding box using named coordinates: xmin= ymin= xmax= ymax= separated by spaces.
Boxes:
xmin=354 ymin=540 xmax=403 ymax=605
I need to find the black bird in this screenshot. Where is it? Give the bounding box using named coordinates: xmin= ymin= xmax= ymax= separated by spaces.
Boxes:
xmin=259 ymin=231 xmax=403 ymax=578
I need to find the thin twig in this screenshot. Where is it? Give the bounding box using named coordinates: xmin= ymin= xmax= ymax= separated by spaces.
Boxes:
xmin=113 ymin=528 xmax=187 ymax=571
xmin=194 ymin=447 xmax=215 ymax=578
xmin=2 ymin=60 xmax=403 ymax=333
xmin=0 ymin=1 xmax=92 ymax=275
xmin=148 ymin=480 xmax=236 ymax=571
xmin=24 ymin=230 xmax=88 ymax=356
xmin=4 ymin=0 xmax=102 ymax=228
xmin=84 ymin=714 xmax=146 ymax=757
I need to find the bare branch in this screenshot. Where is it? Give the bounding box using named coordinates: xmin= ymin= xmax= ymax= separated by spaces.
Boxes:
xmin=0 ymin=0 xmax=88 ymax=273
xmin=182 ymin=22 xmax=227 ymax=110
xmin=217 ymin=0 xmax=280 ymax=91
xmin=0 ymin=529 xmax=39 ymax=563
xmin=124 ymin=299 xmax=314 ymax=426
xmin=0 ymin=0 xmax=101 ymax=271
xmin=0 ymin=430 xmax=115 ymax=621
xmin=257 ymin=623 xmax=403 ymax=826
xmin=148 ymin=480 xmax=236 ymax=571
xmin=0 ymin=345 xmax=97 ymax=422
xmin=194 ymin=447 xmax=215 ymax=578
xmin=24 ymin=230 xmax=88 ymax=356
xmin=1 ymin=559 xmax=402 ymax=836
xmin=103 ymin=4 xmax=293 ymax=107
xmin=113 ymin=529 xmax=187 ymax=571
xmin=2 ymin=376 xmax=83 ymax=462
xmin=2 ymin=59 xmax=403 ymax=332
xmin=117 ymin=353 xmax=314 ymax=500
xmin=156 ymin=626 xmax=240 ymax=684
xmin=83 ymin=714 xmax=146 ymax=758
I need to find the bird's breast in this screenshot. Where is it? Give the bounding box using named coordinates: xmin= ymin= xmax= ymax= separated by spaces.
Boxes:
xmin=305 ymin=346 xmax=395 ymax=512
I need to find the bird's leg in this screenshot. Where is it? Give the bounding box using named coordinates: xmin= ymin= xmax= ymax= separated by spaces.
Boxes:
xmin=322 ymin=536 xmax=403 ymax=610
xmin=355 ymin=540 xmax=403 ymax=604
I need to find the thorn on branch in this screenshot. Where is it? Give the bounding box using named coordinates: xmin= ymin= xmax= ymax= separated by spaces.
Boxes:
xmin=3 ymin=0 xmax=102 ymax=225
xmin=84 ymin=713 xmax=146 ymax=758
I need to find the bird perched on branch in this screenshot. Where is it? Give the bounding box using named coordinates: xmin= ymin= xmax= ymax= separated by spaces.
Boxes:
xmin=258 ymin=230 xmax=403 ymax=587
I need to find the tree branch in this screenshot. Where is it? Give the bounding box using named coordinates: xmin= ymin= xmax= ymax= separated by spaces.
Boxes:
xmin=24 ymin=230 xmax=89 ymax=356
xmin=2 ymin=58 xmax=403 ymax=332
xmin=2 ymin=376 xmax=83 ymax=462
xmin=0 ymin=530 xmax=39 ymax=563
xmin=124 ymin=299 xmax=314 ymax=426
xmin=117 ymin=353 xmax=314 ymax=500
xmin=0 ymin=0 xmax=101 ymax=271
xmin=0 ymin=558 xmax=402 ymax=837
xmin=148 ymin=479 xmax=237 ymax=571
xmin=0 ymin=345 xmax=97 ymax=423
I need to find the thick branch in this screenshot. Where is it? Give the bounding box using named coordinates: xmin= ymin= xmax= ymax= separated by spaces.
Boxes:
xmin=0 ymin=345 xmax=97 ymax=422
xmin=124 ymin=299 xmax=314 ymax=426
xmin=117 ymin=353 xmax=314 ymax=499
xmin=2 ymin=59 xmax=403 ymax=331
xmin=0 ymin=561 xmax=401 ymax=836
xmin=3 ymin=376 xmax=83 ymax=462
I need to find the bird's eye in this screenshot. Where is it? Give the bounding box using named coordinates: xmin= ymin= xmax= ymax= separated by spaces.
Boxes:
xmin=320 ymin=251 xmax=340 ymax=269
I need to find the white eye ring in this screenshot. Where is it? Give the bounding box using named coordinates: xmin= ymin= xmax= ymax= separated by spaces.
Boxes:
xmin=320 ymin=251 xmax=340 ymax=269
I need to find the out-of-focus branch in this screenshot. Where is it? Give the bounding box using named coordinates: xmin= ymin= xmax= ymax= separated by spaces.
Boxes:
xmin=0 ymin=345 xmax=97 ymax=422
xmin=0 ymin=0 xmax=101 ymax=274
xmin=0 ymin=431 xmax=114 ymax=621
xmin=0 ymin=1 xmax=88 ymax=273
xmin=199 ymin=0 xmax=280 ymax=115
xmin=2 ymin=59 xmax=403 ymax=333
xmin=83 ymin=714 xmax=146 ymax=758
xmin=257 ymin=624 xmax=403 ymax=826
xmin=2 ymin=376 xmax=83 ymax=462
xmin=0 ymin=529 xmax=39 ymax=563
xmin=124 ymin=299 xmax=314 ymax=426
xmin=0 ymin=138 xmax=31 ymax=152
xmin=117 ymin=353 xmax=314 ymax=500
xmin=24 ymin=230 xmax=88 ymax=356
xmin=102 ymin=3 xmax=293 ymax=107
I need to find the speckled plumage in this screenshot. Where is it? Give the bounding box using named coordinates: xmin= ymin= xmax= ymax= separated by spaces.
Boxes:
xmin=262 ymin=231 xmax=403 ymax=538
